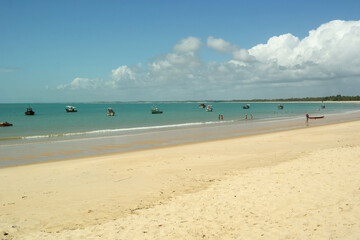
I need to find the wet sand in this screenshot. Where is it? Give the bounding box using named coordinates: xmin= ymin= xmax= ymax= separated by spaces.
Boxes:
xmin=0 ymin=120 xmax=359 ymax=239
xmin=2 ymin=109 xmax=360 ymax=168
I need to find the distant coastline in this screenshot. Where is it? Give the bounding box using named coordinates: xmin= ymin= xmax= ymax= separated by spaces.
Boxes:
xmin=3 ymin=95 xmax=360 ymax=104
xmin=92 ymin=95 xmax=360 ymax=104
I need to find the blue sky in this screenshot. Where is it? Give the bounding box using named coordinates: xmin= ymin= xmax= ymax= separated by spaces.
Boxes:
xmin=1 ymin=0 xmax=360 ymax=102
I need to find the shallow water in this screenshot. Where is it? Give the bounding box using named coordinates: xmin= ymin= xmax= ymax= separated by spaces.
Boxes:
xmin=1 ymin=102 xmax=359 ymax=167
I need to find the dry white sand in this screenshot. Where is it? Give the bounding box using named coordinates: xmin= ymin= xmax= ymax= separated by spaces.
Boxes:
xmin=1 ymin=121 xmax=360 ymax=239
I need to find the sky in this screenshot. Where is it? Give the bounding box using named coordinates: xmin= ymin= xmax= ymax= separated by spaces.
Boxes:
xmin=1 ymin=0 xmax=360 ymax=103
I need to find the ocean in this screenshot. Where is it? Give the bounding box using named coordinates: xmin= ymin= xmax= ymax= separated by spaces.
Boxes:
xmin=1 ymin=102 xmax=359 ymax=167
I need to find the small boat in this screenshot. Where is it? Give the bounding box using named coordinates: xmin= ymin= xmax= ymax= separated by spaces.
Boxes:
xmin=206 ymin=105 xmax=213 ymax=112
xmin=151 ymin=107 xmax=163 ymax=114
xmin=243 ymin=104 xmax=250 ymax=109
xmin=199 ymin=103 xmax=206 ymax=108
xmin=308 ymin=116 xmax=324 ymax=119
xmin=278 ymin=104 xmax=284 ymax=110
xmin=306 ymin=114 xmax=324 ymax=120
xmin=106 ymin=107 xmax=115 ymax=116
xmin=25 ymin=106 xmax=35 ymax=115
xmin=0 ymin=122 xmax=13 ymax=127
xmin=66 ymin=106 xmax=77 ymax=112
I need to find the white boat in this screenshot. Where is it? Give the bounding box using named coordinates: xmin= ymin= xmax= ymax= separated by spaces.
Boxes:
xmin=206 ymin=105 xmax=213 ymax=112
xmin=106 ymin=107 xmax=115 ymax=116
xmin=66 ymin=106 xmax=77 ymax=112
xmin=243 ymin=104 xmax=250 ymax=109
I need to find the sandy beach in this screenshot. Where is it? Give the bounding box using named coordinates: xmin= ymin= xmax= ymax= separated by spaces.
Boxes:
xmin=1 ymin=120 xmax=360 ymax=239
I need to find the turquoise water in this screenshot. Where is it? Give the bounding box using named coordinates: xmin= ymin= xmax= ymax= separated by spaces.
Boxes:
xmin=1 ymin=102 xmax=359 ymax=167
xmin=1 ymin=102 xmax=358 ymax=139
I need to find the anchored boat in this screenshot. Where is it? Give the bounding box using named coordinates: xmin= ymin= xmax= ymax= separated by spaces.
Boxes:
xmin=243 ymin=104 xmax=250 ymax=109
xmin=151 ymin=107 xmax=163 ymax=114
xmin=25 ymin=106 xmax=35 ymax=115
xmin=66 ymin=106 xmax=77 ymax=112
xmin=206 ymin=105 xmax=213 ymax=112
xmin=106 ymin=107 xmax=115 ymax=116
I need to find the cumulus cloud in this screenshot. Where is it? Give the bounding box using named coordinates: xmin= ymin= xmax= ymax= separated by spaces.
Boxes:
xmin=245 ymin=20 xmax=360 ymax=87
xmin=173 ymin=36 xmax=202 ymax=53
xmin=56 ymin=77 xmax=103 ymax=90
xmin=55 ymin=20 xmax=360 ymax=100
xmin=207 ymin=36 xmax=236 ymax=53
xmin=106 ymin=65 xmax=141 ymax=88
xmin=145 ymin=37 xmax=205 ymax=89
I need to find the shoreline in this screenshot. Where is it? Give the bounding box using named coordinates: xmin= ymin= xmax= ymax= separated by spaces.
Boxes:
xmin=1 ymin=120 xmax=360 ymax=239
xmin=1 ymin=118 xmax=359 ymax=171
xmin=2 ymin=108 xmax=360 ymax=168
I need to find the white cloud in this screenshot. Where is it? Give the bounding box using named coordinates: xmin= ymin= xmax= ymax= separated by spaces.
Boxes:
xmin=232 ymin=49 xmax=256 ymax=63
xmin=55 ymin=20 xmax=360 ymax=100
xmin=56 ymin=77 xmax=103 ymax=90
xmin=173 ymin=36 xmax=202 ymax=53
xmin=249 ymin=33 xmax=300 ymax=65
xmin=243 ymin=20 xmax=360 ymax=89
xmin=249 ymin=20 xmax=360 ymax=68
xmin=207 ymin=36 xmax=236 ymax=53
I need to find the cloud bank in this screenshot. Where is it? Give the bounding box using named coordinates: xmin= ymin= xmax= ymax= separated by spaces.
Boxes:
xmin=56 ymin=20 xmax=360 ymax=100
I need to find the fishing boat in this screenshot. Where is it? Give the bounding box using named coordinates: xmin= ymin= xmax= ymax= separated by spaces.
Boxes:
xmin=0 ymin=122 xmax=13 ymax=127
xmin=25 ymin=106 xmax=35 ymax=115
xmin=243 ymin=104 xmax=250 ymax=109
xmin=278 ymin=104 xmax=284 ymax=110
xmin=199 ymin=103 xmax=206 ymax=108
xmin=106 ymin=107 xmax=115 ymax=116
xmin=151 ymin=107 xmax=163 ymax=114
xmin=65 ymin=106 xmax=77 ymax=112
xmin=306 ymin=114 xmax=324 ymax=120
xmin=206 ymin=105 xmax=213 ymax=112
xmin=308 ymin=116 xmax=324 ymax=119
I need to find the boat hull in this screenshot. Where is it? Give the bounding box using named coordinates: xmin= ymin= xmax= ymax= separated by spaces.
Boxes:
xmin=25 ymin=111 xmax=35 ymax=115
xmin=151 ymin=111 xmax=163 ymax=114
xmin=308 ymin=116 xmax=324 ymax=119
xmin=0 ymin=122 xmax=13 ymax=127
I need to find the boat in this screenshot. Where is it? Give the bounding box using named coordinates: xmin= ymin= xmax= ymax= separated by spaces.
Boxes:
xmin=306 ymin=114 xmax=324 ymax=120
xmin=25 ymin=106 xmax=35 ymax=115
xmin=278 ymin=104 xmax=284 ymax=110
xmin=308 ymin=116 xmax=324 ymax=119
xmin=243 ymin=104 xmax=250 ymax=109
xmin=199 ymin=103 xmax=206 ymax=108
xmin=106 ymin=107 xmax=115 ymax=116
xmin=65 ymin=106 xmax=77 ymax=112
xmin=0 ymin=122 xmax=13 ymax=127
xmin=206 ymin=105 xmax=213 ymax=112
xmin=25 ymin=108 xmax=35 ymax=115
xmin=151 ymin=107 xmax=163 ymax=114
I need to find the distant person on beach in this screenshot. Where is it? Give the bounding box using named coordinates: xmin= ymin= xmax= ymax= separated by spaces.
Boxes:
xmin=306 ymin=113 xmax=309 ymax=122
xmin=245 ymin=114 xmax=247 ymax=120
